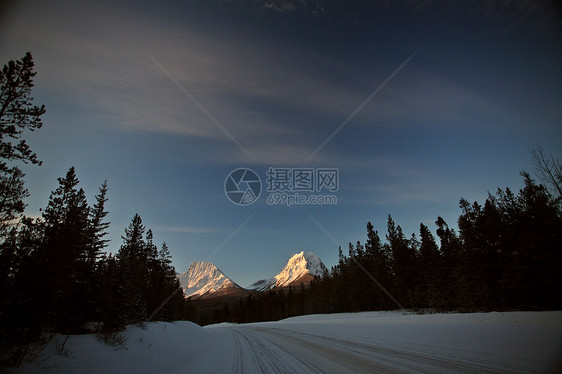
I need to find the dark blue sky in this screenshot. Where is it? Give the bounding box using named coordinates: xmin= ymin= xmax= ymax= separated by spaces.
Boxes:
xmin=1 ymin=0 xmax=560 ymax=286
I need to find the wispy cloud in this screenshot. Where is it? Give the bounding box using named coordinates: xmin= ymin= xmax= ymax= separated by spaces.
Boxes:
xmin=334 ymin=155 xmax=454 ymax=206
xmin=155 ymin=225 xmax=223 ymax=234
xmin=1 ymin=0 xmax=522 ymax=169
xmin=342 ymin=66 xmax=508 ymax=132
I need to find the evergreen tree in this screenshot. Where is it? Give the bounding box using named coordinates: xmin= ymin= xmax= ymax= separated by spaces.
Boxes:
xmin=87 ymin=180 xmax=110 ymax=267
xmin=83 ymin=180 xmax=110 ymax=322
xmin=418 ymin=223 xmax=441 ymax=307
xmin=364 ymin=222 xmax=393 ymax=309
xmin=504 ymin=173 xmax=562 ymax=308
xmin=386 ymin=215 xmax=416 ymax=307
xmin=155 ymin=242 xmax=185 ymax=321
xmin=332 ymin=246 xmax=348 ymax=312
xmin=436 ymin=216 xmax=467 ymax=308
xmin=0 ymin=216 xmax=44 ymax=343
xmin=117 ymin=214 xmax=148 ymax=324
xmin=96 ymin=254 xmax=123 ymax=330
xmin=0 ymin=168 xmax=28 ymax=237
xmin=38 ymin=167 xmax=90 ymax=331
xmin=0 ymin=53 xmax=45 ymax=235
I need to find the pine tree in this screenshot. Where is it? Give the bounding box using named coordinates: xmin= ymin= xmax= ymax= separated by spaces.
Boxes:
xmin=510 ymin=173 xmax=562 ymax=308
xmin=457 ymin=197 xmax=501 ymax=308
xmin=117 ymin=214 xmax=148 ymax=324
xmin=333 ymin=245 xmax=348 ymax=312
xmin=364 ymin=222 xmax=393 ymax=309
xmin=435 ymin=216 xmax=463 ymax=308
xmin=0 ymin=168 xmax=28 ymax=237
xmin=145 ymin=229 xmax=159 ymax=281
xmin=386 ymin=215 xmax=416 ymax=307
xmin=418 ymin=223 xmax=441 ymax=307
xmin=96 ymin=254 xmax=123 ymax=330
xmin=144 ymin=230 xmax=161 ymax=318
xmin=82 ymin=180 xmax=110 ymax=322
xmin=87 ymin=180 xmax=110 ymax=267
xmin=0 ymin=216 xmax=42 ymax=342
xmin=156 ymin=242 xmax=184 ymax=321
xmin=352 ymin=240 xmax=370 ymax=310
xmin=33 ymin=167 xmax=91 ymax=332
xmin=0 ymin=53 xmax=45 ymax=235
xmin=159 ymin=242 xmax=172 ymax=266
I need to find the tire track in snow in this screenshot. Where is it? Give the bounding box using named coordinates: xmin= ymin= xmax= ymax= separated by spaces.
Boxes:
xmin=228 ymin=328 xmax=325 ymax=373
xmin=226 ymin=327 xmax=403 ymax=373
xmin=226 ymin=326 xmax=531 ymax=374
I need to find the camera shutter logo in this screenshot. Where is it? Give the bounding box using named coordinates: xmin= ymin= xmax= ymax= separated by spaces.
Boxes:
xmin=224 ymin=168 xmax=262 ymax=205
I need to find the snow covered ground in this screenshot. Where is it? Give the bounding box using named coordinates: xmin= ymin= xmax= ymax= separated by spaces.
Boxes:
xmin=10 ymin=311 xmax=562 ymax=373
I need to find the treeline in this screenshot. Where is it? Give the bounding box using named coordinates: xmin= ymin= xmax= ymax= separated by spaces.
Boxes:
xmin=0 ymin=168 xmax=186 ymax=348
xmin=0 ymin=53 xmax=186 ymax=364
xmin=204 ymin=172 xmax=562 ymax=325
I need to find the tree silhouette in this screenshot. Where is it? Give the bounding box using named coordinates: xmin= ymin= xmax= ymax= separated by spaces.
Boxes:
xmin=0 ymin=52 xmax=45 ymax=234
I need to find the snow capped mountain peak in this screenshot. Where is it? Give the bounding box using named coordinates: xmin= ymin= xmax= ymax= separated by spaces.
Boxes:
xmin=273 ymin=251 xmax=328 ymax=287
xmin=248 ymin=251 xmax=328 ymax=290
xmin=178 ymin=261 xmax=241 ymax=298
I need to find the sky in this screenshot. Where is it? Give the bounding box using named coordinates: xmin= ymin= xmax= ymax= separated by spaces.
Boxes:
xmin=1 ymin=0 xmax=560 ymax=287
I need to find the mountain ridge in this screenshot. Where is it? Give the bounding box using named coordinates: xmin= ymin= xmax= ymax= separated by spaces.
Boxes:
xmin=178 ymin=251 xmax=328 ymax=298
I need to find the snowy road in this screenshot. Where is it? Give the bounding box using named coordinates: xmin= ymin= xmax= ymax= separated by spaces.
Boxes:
xmin=211 ymin=319 xmax=559 ymax=374
xmin=225 ymin=326 xmax=482 ymax=374
xmin=14 ymin=311 xmax=562 ymax=374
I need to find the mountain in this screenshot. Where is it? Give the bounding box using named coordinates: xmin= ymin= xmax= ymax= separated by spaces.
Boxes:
xmin=179 ymin=252 xmax=328 ymax=299
xmin=178 ymin=261 xmax=244 ymax=298
xmin=247 ymin=251 xmax=328 ymax=291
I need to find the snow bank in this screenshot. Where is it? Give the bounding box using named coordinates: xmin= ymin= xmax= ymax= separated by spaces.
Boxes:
xmin=11 ymin=321 xmax=226 ymax=374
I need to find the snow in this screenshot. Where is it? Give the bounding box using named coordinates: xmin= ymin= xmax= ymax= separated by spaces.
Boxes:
xmin=186 ymin=252 xmax=328 ymax=294
xmin=12 ymin=311 xmax=562 ymax=373
xmin=177 ymin=261 xmax=240 ymax=297
xmin=298 ymin=251 xmax=328 ymax=277
xmin=272 ymin=251 xmax=327 ymax=287
xmin=248 ymin=251 xmax=328 ymax=290
xmin=246 ymin=278 xmax=276 ymax=291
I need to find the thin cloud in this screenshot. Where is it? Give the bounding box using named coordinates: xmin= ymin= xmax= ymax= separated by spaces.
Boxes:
xmin=1 ymin=0 xmax=530 ymax=169
xmin=155 ymin=225 xmax=224 ymax=234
